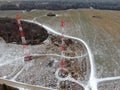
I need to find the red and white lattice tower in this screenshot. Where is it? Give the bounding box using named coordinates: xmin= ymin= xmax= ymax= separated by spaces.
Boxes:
xmin=61 ymin=18 xmax=65 ymax=51
xmin=60 ymin=19 xmax=66 ymax=72
xmin=16 ymin=13 xmax=32 ymax=61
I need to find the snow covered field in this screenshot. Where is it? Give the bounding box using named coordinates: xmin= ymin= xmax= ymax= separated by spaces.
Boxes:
xmin=0 ymin=23 xmax=90 ymax=90
xmin=0 ymin=9 xmax=120 ymax=90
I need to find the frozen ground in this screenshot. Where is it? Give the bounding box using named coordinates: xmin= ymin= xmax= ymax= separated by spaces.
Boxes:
xmin=0 ymin=26 xmax=90 ymax=90
xmin=0 ymin=9 xmax=120 ymax=90
xmin=29 ymin=9 xmax=120 ymax=79
xmin=98 ymin=79 xmax=120 ymax=90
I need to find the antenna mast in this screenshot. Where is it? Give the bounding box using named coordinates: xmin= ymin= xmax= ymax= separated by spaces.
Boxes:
xmin=16 ymin=13 xmax=32 ymax=61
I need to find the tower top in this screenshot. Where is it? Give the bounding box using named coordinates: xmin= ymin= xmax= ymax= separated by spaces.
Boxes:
xmin=16 ymin=13 xmax=21 ymax=20
xmin=61 ymin=18 xmax=64 ymax=27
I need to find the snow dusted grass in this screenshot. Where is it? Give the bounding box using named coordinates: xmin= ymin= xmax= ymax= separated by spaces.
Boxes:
xmin=16 ymin=57 xmax=58 ymax=89
xmin=0 ymin=40 xmax=24 ymax=77
xmin=0 ymin=30 xmax=89 ymax=89
xmin=81 ymin=9 xmax=120 ymax=78
xmin=98 ymin=79 xmax=120 ymax=90
xmin=0 ymin=9 xmax=120 ymax=89
xmin=32 ymin=9 xmax=120 ymax=78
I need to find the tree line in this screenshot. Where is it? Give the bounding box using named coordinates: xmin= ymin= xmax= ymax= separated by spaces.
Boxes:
xmin=0 ymin=1 xmax=120 ymax=10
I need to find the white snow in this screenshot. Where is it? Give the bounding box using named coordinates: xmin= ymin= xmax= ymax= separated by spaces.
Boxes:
xmin=26 ymin=20 xmax=98 ymax=90
xmin=1 ymin=19 xmax=118 ymax=90
xmin=17 ymin=87 xmax=29 ymax=90
xmin=97 ymin=76 xmax=120 ymax=83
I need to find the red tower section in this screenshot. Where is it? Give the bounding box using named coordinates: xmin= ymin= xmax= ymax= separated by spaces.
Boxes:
xmin=16 ymin=13 xmax=32 ymax=61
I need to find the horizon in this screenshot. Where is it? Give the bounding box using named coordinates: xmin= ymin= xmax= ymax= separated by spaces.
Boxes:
xmin=0 ymin=0 xmax=120 ymax=2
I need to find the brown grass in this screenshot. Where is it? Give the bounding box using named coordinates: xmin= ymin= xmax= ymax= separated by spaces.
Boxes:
xmin=81 ymin=9 xmax=120 ymax=41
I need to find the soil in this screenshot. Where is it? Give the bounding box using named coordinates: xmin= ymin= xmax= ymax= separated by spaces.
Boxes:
xmin=0 ymin=84 xmax=19 ymax=90
xmin=0 ymin=17 xmax=48 ymax=45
